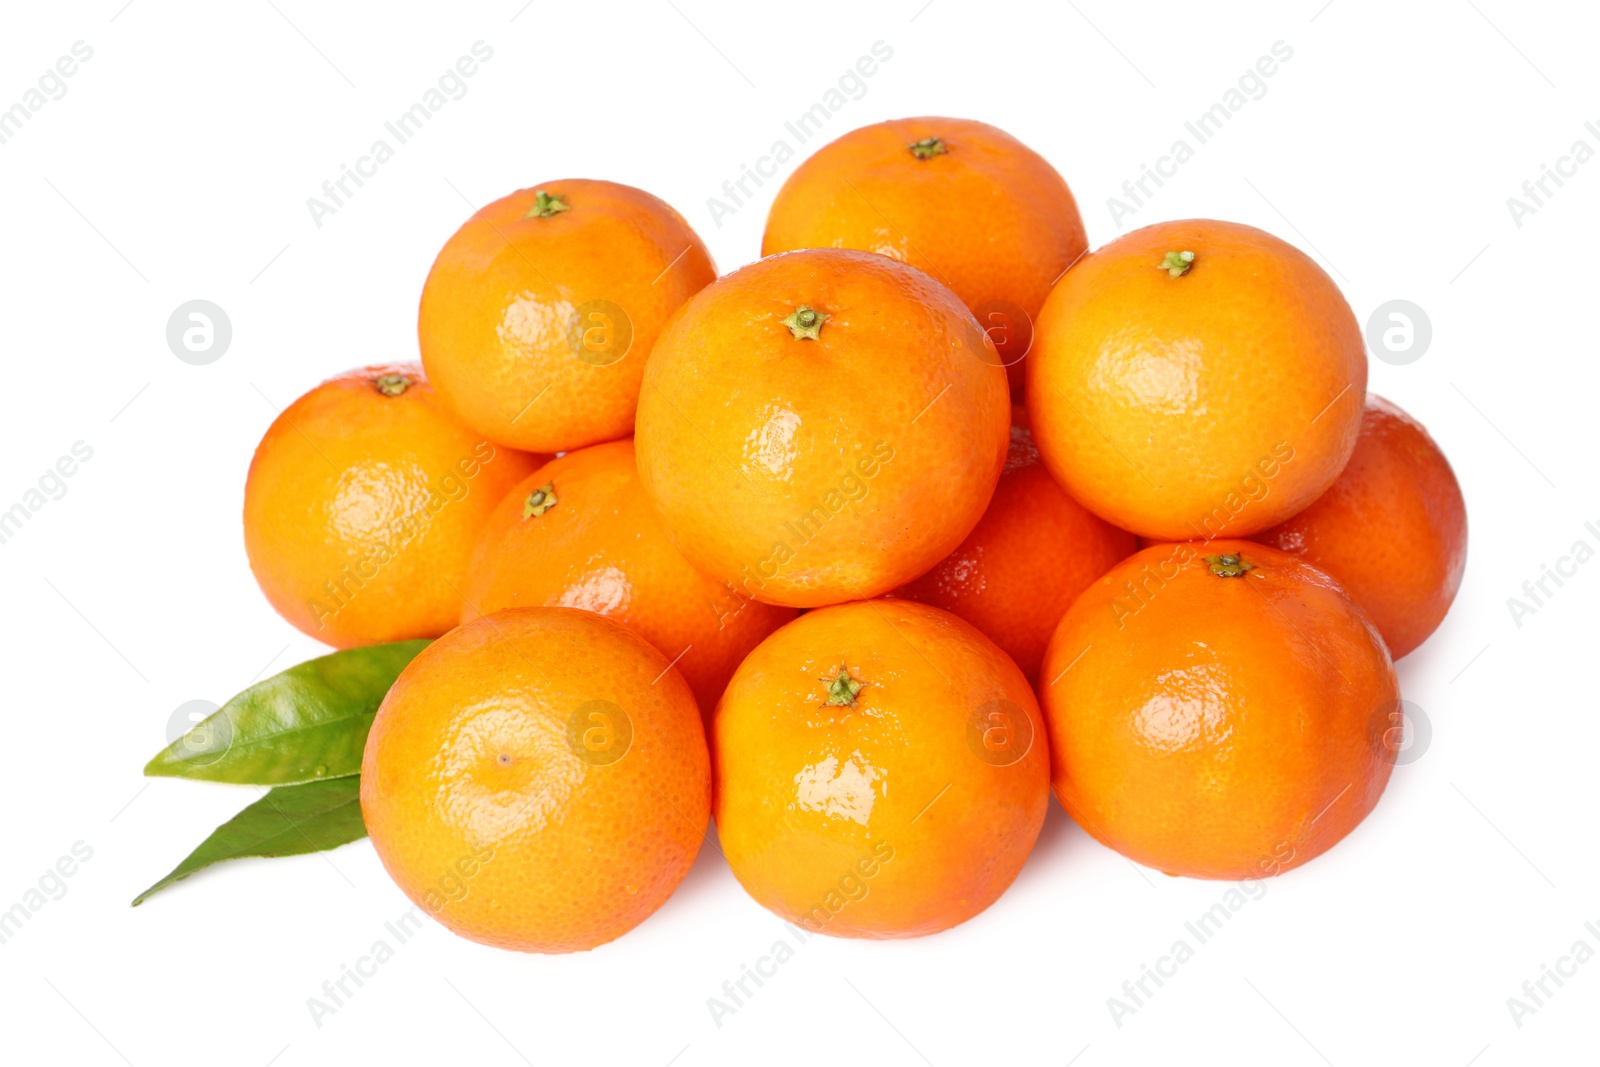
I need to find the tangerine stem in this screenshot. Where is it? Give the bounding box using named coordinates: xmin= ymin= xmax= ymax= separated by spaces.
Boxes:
xmin=1206 ymin=553 xmax=1255 ymax=578
xmin=781 ymin=306 xmax=829 ymax=340
xmin=523 ymin=483 xmax=557 ymax=518
xmin=822 ymin=665 xmax=863 ymax=707
xmin=374 ymin=373 xmax=410 ymax=397
xmin=1159 ymin=250 xmax=1196 ymax=278
xmin=526 ymin=190 xmax=570 ymax=218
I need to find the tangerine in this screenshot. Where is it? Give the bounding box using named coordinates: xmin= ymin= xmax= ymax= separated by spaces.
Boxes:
xmin=360 ymin=607 xmax=710 ymax=953
xmin=713 ymin=599 xmax=1049 ymax=937
xmin=419 ymin=180 xmax=715 ymax=453
xmin=1026 ymin=219 xmax=1366 ymax=540
xmin=243 ymin=363 xmax=541 ymax=647
xmin=1039 ymin=540 xmax=1399 ymax=879
xmin=634 ymin=248 xmax=1010 ymax=607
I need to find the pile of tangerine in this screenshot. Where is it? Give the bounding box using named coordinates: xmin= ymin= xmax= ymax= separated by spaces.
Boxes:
xmin=243 ymin=117 xmax=1466 ymax=952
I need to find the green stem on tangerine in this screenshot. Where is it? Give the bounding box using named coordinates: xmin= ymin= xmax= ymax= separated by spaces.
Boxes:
xmin=526 ymin=190 xmax=570 ymax=218
xmin=523 ymin=483 xmax=557 ymax=518
xmin=1159 ymin=250 xmax=1196 ymax=278
xmin=781 ymin=305 xmax=829 ymax=340
xmin=908 ymin=137 xmax=946 ymax=159
xmin=374 ymin=373 xmax=410 ymax=397
xmin=1206 ymin=553 xmax=1255 ymax=578
xmin=822 ymin=665 xmax=864 ymax=707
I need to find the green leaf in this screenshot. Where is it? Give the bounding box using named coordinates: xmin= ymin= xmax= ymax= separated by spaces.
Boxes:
xmin=144 ymin=639 xmax=429 ymax=786
xmin=131 ymin=778 xmax=366 ymax=906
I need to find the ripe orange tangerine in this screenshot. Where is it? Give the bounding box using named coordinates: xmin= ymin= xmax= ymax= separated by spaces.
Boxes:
xmin=634 ymin=248 xmax=1010 ymax=608
xmin=419 ymin=179 xmax=715 ymax=453
xmin=1026 ymin=219 xmax=1366 ymax=541
xmin=243 ymin=363 xmax=542 ymax=647
xmin=361 ymin=607 xmax=710 ymax=953
xmin=714 ymin=599 xmax=1049 ymax=938
xmin=1039 ymin=540 xmax=1399 ymax=880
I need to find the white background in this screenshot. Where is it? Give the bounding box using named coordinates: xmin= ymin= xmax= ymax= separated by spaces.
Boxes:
xmin=1 ymin=1 xmax=1595 ymax=1064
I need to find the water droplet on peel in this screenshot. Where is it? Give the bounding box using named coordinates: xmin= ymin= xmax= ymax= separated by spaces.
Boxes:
xmin=314 ymin=765 xmax=327 ymax=777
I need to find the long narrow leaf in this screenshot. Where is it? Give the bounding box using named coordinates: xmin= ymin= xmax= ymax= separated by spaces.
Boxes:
xmin=131 ymin=778 xmax=366 ymax=906
xmin=144 ymin=639 xmax=428 ymax=786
